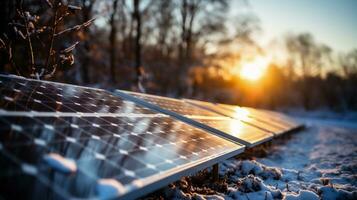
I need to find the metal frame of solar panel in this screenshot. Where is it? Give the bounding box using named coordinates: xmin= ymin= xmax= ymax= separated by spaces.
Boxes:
xmin=183 ymin=98 xmax=301 ymax=136
xmin=114 ymin=90 xmax=274 ymax=147
xmin=0 ymin=74 xmax=244 ymax=200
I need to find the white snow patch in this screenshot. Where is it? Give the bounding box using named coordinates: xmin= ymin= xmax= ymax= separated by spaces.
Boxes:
xmin=284 ymin=190 xmax=319 ymax=200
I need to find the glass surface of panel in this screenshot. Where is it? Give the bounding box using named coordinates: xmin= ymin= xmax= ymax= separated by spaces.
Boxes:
xmin=194 ymin=118 xmax=274 ymax=146
xmin=0 ymin=75 xmax=154 ymax=114
xmin=211 ymin=102 xmax=301 ymax=131
xmin=0 ymin=116 xmax=242 ymax=199
xmin=240 ymin=107 xmax=299 ymax=129
xmin=0 ymin=75 xmax=244 ymax=199
xmin=117 ymin=91 xmax=274 ymax=146
xmin=184 ymin=99 xmax=289 ymax=134
xmin=122 ymin=91 xmax=222 ymax=117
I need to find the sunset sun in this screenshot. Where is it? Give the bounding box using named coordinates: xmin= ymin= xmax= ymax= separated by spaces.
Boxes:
xmin=239 ymin=57 xmax=270 ymax=81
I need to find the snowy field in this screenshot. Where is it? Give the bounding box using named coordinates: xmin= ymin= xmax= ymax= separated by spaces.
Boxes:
xmin=142 ymin=115 xmax=357 ymax=200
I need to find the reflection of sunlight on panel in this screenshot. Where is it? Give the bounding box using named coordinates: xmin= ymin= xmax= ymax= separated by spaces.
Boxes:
xmin=204 ymin=118 xmax=273 ymax=146
xmin=232 ymin=107 xmax=251 ymax=121
xmin=229 ymin=120 xmax=246 ymax=137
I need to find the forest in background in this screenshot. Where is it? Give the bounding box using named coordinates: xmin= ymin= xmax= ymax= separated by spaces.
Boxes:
xmin=0 ymin=0 xmax=356 ymax=111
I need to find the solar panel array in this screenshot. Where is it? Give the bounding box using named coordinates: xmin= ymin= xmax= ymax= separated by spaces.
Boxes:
xmin=0 ymin=75 xmax=244 ymax=200
xmin=0 ymin=74 xmax=302 ymax=199
xmin=115 ymin=91 xmax=276 ymax=146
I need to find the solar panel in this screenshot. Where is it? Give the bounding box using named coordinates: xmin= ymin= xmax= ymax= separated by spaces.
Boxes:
xmin=115 ymin=91 xmax=274 ymax=147
xmin=252 ymin=109 xmax=298 ymax=126
xmin=219 ymin=104 xmax=300 ymax=129
xmin=0 ymin=75 xmax=153 ymax=115
xmin=0 ymin=74 xmax=244 ymax=199
xmin=184 ymin=99 xmax=293 ymax=135
xmin=118 ymin=91 xmax=221 ymax=117
xmin=192 ymin=118 xmax=273 ymax=145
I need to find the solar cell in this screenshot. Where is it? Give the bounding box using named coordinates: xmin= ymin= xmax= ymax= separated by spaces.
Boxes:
xmin=115 ymin=90 xmax=274 ymax=146
xmin=0 ymin=75 xmax=244 ymax=200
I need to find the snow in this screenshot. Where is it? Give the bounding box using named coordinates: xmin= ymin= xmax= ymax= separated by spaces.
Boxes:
xmin=143 ymin=114 xmax=357 ymax=200
xmin=284 ymin=190 xmax=319 ymax=200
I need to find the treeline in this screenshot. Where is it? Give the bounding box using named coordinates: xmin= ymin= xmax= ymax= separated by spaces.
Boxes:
xmin=0 ymin=0 xmax=356 ymax=111
xmin=195 ymin=32 xmax=357 ymax=111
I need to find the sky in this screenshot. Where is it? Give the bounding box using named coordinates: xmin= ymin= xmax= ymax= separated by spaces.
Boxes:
xmin=230 ymin=0 xmax=357 ymax=52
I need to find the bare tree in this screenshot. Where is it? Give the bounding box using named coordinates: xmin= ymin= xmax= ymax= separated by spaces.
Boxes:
xmin=109 ymin=0 xmax=119 ymax=83
xmin=0 ymin=0 xmax=94 ymax=79
xmin=131 ymin=0 xmax=154 ymax=92
xmin=340 ymin=49 xmax=357 ymax=77
xmin=339 ymin=49 xmax=357 ymax=109
xmin=133 ymin=0 xmax=144 ymax=91
xmin=177 ymin=0 xmax=228 ymax=95
xmin=77 ymin=0 xmax=96 ymax=83
xmin=153 ymin=0 xmax=176 ymax=57
xmin=286 ymin=33 xmax=332 ymax=109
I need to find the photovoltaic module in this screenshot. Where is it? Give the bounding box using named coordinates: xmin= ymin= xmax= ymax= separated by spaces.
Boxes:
xmin=0 ymin=74 xmax=303 ymax=199
xmin=0 ymin=74 xmax=244 ymax=199
xmin=114 ymin=91 xmax=276 ymax=146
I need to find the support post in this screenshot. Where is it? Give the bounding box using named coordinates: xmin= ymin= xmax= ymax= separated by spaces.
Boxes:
xmin=212 ymin=163 xmax=219 ymax=182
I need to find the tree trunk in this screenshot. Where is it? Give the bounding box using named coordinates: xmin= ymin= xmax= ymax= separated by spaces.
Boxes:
xmin=133 ymin=0 xmax=142 ymax=87
xmin=0 ymin=0 xmax=16 ymax=73
xmin=109 ymin=0 xmax=119 ymax=83
xmin=79 ymin=0 xmax=93 ymax=83
xmin=179 ymin=0 xmax=187 ymax=64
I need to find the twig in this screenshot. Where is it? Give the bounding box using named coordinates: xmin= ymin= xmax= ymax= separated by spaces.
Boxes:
xmin=1 ymin=0 xmax=93 ymax=79
xmin=61 ymin=41 xmax=79 ymax=53
xmin=19 ymin=7 xmax=35 ymax=74
xmin=45 ymin=7 xmax=58 ymax=70
xmin=54 ymin=18 xmax=95 ymax=37
xmin=54 ymin=12 xmax=70 ymax=26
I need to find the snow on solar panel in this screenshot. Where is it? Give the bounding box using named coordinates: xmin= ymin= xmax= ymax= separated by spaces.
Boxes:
xmin=0 ymin=75 xmax=244 ymax=199
xmin=115 ymin=90 xmax=274 ymax=147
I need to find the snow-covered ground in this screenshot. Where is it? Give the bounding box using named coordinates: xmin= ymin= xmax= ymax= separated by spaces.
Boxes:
xmin=143 ymin=115 xmax=357 ymax=200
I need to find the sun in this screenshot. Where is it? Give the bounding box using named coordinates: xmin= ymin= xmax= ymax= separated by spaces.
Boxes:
xmin=239 ymin=57 xmax=270 ymax=81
